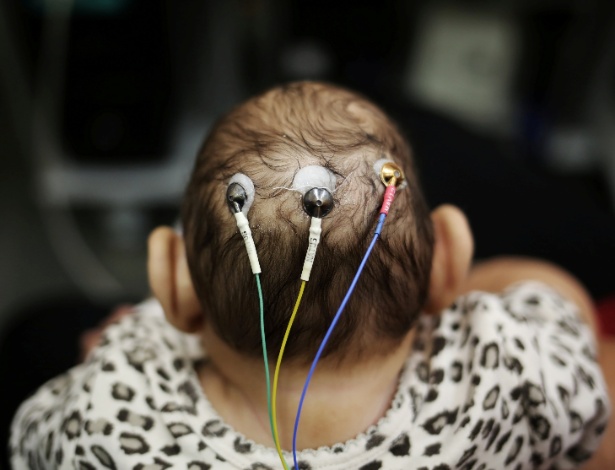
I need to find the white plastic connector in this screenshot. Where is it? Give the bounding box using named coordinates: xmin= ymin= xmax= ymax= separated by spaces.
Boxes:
xmin=300 ymin=217 xmax=322 ymax=281
xmin=234 ymin=212 xmax=261 ymax=274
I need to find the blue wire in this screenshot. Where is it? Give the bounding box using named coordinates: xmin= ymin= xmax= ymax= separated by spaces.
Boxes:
xmin=292 ymin=213 xmax=387 ymax=469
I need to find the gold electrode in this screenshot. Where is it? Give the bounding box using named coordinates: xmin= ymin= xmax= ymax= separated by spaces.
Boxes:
xmin=380 ymin=162 xmax=405 ymax=188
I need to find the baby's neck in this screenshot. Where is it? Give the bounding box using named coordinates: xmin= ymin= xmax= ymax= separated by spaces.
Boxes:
xmin=198 ymin=328 xmax=413 ymax=451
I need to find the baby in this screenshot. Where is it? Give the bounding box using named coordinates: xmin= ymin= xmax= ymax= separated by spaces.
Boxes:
xmin=10 ymin=82 xmax=610 ymax=469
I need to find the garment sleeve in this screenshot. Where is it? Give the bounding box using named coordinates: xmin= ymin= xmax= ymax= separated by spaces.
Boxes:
xmin=490 ymin=282 xmax=610 ymax=469
xmin=8 ymin=300 xmax=196 ymax=469
xmin=9 ymin=365 xmax=89 ymax=469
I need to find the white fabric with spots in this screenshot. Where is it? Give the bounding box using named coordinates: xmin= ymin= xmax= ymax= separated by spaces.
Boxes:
xmin=10 ymin=283 xmax=610 ymax=469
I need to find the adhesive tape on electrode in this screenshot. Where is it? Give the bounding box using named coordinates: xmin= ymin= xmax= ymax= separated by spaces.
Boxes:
xmin=292 ymin=165 xmax=336 ymax=194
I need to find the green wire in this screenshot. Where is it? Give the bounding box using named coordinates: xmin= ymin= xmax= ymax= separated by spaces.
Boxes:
xmin=256 ymin=274 xmax=276 ymax=448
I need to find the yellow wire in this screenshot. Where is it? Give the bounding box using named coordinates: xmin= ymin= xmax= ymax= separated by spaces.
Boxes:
xmin=272 ymin=280 xmax=306 ymax=470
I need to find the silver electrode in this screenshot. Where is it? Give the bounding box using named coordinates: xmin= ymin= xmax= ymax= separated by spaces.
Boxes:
xmin=227 ymin=183 xmax=248 ymax=214
xmin=303 ymin=187 xmax=334 ymax=218
xmin=292 ymin=166 xmax=337 ymax=281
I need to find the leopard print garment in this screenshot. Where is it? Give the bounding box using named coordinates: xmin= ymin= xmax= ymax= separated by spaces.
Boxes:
xmin=10 ymin=283 xmax=610 ymax=469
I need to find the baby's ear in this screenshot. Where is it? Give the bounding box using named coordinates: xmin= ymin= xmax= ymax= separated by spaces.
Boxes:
xmin=424 ymin=205 xmax=474 ymax=313
xmin=147 ymin=226 xmax=203 ymax=332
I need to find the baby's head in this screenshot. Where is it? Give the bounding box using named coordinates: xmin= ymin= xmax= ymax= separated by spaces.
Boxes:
xmin=181 ymin=81 xmax=433 ymax=362
xmin=149 ymin=82 xmax=473 ymax=365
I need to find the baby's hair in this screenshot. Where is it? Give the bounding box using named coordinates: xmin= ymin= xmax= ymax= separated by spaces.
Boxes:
xmin=181 ymin=81 xmax=434 ymax=364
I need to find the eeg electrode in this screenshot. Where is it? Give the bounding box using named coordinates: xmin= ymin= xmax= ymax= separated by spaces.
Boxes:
xmin=303 ymin=187 xmax=334 ymax=218
xmin=292 ymin=166 xmax=336 ymax=282
xmin=226 ymin=183 xmax=247 ymax=214
xmin=374 ymin=159 xmax=405 ymax=217
xmin=226 ymin=174 xmax=260 ymax=274
xmin=227 ymin=173 xmax=256 ymax=215
xmin=226 ymin=173 xmax=274 ymax=459
xmin=374 ymin=158 xmax=406 ymax=189
xmin=291 ymin=158 xmax=405 ymax=469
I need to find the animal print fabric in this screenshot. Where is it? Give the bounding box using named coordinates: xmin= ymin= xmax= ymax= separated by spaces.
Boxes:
xmin=10 ymin=283 xmax=610 ymax=469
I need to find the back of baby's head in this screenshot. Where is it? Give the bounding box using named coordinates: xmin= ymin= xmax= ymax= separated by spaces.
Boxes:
xmin=181 ymin=81 xmax=433 ymax=364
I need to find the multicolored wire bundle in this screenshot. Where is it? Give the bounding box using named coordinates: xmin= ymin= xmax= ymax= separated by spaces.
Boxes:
xmin=232 ymin=162 xmax=404 ymax=470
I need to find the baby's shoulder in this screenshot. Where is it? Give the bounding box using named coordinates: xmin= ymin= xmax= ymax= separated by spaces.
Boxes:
xmin=10 ymin=301 xmax=204 ymax=468
xmin=412 ymin=281 xmax=596 ymax=383
xmin=402 ymin=281 xmax=608 ymax=468
xmin=419 ymin=281 xmax=588 ymax=347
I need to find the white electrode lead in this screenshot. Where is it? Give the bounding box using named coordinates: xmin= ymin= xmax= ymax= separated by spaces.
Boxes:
xmin=301 ymin=217 xmax=322 ymax=281
xmin=300 ymin=186 xmax=333 ymax=280
xmin=234 ymin=211 xmax=261 ymax=274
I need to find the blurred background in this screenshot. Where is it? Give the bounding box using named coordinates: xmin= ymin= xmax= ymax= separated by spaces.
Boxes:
xmin=1 ymin=0 xmax=615 ymax=466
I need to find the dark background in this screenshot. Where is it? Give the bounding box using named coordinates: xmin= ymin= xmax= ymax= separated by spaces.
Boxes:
xmin=1 ymin=0 xmax=615 ymax=467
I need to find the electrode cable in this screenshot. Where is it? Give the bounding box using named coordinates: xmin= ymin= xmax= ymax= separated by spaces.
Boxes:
xmin=271 ymin=280 xmax=306 ymax=470
xmin=292 ymin=212 xmax=387 ymax=469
